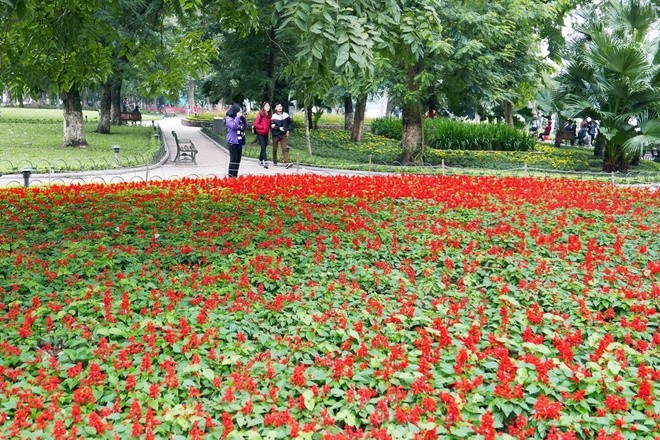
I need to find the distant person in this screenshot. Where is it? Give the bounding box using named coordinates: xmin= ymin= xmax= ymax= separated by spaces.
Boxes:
xmin=577 ymin=120 xmax=592 ymax=147
xmin=587 ymin=117 xmax=598 ymax=141
xmin=254 ymin=101 xmax=272 ymax=168
xmin=270 ymin=102 xmax=294 ymax=169
xmin=562 ymin=118 xmax=576 ymax=145
xmin=131 ymin=102 xmax=140 ymax=125
xmin=122 ymin=97 xmax=129 ymax=112
xmin=225 ymin=104 xmax=245 ymax=178
xmin=538 ymin=120 xmax=552 ymax=140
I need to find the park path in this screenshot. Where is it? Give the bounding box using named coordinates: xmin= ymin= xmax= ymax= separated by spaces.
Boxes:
xmin=0 ymin=117 xmax=366 ymax=187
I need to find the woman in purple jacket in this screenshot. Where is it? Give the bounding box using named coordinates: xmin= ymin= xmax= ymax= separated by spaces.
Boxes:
xmin=225 ymin=104 xmax=245 ymax=178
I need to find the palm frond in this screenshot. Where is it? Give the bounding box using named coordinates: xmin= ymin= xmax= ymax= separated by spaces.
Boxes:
xmin=589 ymin=33 xmax=651 ymax=79
xmin=608 ymin=0 xmax=658 ymax=42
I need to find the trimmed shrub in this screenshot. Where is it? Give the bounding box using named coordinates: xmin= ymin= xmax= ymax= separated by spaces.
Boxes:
xmin=371 ymin=117 xmax=536 ymax=152
xmin=370 ymin=117 xmax=403 ymax=140
xmin=426 ymin=118 xmax=535 ymax=151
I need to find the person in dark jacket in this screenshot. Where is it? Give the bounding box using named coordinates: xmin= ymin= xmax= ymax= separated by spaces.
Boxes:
xmin=270 ymin=103 xmax=294 ymax=168
xmin=225 ymin=103 xmax=245 ymax=178
xmin=254 ymin=102 xmax=271 ymax=168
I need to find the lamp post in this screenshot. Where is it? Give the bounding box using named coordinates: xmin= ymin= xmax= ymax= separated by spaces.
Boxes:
xmin=21 ymin=167 xmax=32 ymax=188
xmin=112 ymin=145 xmax=121 ymax=167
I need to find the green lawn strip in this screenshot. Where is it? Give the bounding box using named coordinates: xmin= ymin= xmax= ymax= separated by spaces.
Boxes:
xmin=203 ymin=127 xmax=660 ymax=182
xmin=0 ymin=109 xmax=162 ymax=173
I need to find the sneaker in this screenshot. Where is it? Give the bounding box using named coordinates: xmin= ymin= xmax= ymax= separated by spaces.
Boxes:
xmin=285 ymin=163 xmax=293 ymax=169
xmin=263 ymin=163 xmax=269 ymax=169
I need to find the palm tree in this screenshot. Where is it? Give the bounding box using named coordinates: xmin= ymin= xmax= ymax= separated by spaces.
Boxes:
xmin=555 ymin=0 xmax=660 ymax=171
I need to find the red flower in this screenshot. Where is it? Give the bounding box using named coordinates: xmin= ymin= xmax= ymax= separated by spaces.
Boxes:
xmin=291 ymin=365 xmax=307 ymax=387
xmin=125 ymin=374 xmax=136 ymax=391
xmin=604 ymin=394 xmax=628 ymax=413
xmin=637 ymin=380 xmax=652 ymax=404
xmin=72 ymin=386 xmax=95 ymax=405
xmin=474 ymin=411 xmax=496 ymax=440
xmin=533 ymin=395 xmax=563 ymax=420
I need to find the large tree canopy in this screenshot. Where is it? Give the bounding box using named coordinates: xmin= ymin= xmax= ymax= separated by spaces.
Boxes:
xmin=0 ymin=0 xmax=115 ymax=146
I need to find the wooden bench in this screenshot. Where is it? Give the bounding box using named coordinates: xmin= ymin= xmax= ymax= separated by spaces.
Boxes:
xmin=554 ymin=130 xmax=576 ymax=147
xmin=171 ymin=131 xmax=198 ymax=165
xmin=161 ymin=108 xmax=177 ymax=117
xmin=120 ymin=111 xmax=142 ymax=125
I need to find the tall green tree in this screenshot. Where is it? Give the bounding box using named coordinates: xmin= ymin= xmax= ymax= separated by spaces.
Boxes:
xmin=434 ymin=0 xmax=571 ymax=124
xmin=0 ymin=0 xmax=114 ymax=146
xmin=556 ymin=0 xmax=660 ymax=171
xmin=276 ymin=0 xmax=447 ymax=162
xmin=380 ymin=1 xmax=447 ymax=162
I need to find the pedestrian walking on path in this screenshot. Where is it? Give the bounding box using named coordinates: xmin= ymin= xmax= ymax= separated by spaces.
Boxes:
xmin=270 ymin=103 xmax=294 ymax=169
xmin=253 ymin=102 xmax=271 ymax=169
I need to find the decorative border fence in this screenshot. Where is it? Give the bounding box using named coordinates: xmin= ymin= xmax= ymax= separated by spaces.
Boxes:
xmin=0 ymin=124 xmax=166 ymax=175
xmin=1 ymin=124 xmax=658 ymax=188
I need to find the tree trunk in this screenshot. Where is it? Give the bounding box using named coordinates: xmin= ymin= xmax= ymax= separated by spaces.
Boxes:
xmin=350 ymin=94 xmax=367 ymax=143
xmin=427 ymin=96 xmax=438 ymax=118
xmin=187 ymin=79 xmax=195 ymax=108
xmin=401 ymin=101 xmax=423 ymax=164
xmin=265 ymin=26 xmax=278 ymax=104
xmin=502 ymin=99 xmax=514 ymax=126
xmin=61 ymin=88 xmax=87 ymax=147
xmin=304 ymin=96 xmax=312 ymax=156
xmin=603 ymin=143 xmax=627 ymax=172
xmin=593 ymin=132 xmax=605 ymax=157
xmin=386 ymin=98 xmax=396 ymax=117
xmin=306 ymin=106 xmax=315 ymax=130
xmin=81 ymin=87 xmax=89 ymax=109
xmin=344 ymin=95 xmax=354 ymax=131
xmin=111 ymin=80 xmax=122 ymax=125
xmin=97 ymin=82 xmax=112 ymax=134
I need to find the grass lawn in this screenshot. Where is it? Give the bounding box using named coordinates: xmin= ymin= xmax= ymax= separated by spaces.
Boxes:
xmin=0 ymin=108 xmax=163 ymax=174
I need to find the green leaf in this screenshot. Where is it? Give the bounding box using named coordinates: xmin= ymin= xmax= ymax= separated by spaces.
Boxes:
xmin=607 ymin=361 xmax=621 ymax=376
xmin=201 ymin=368 xmax=215 ymax=381
xmin=522 ymin=342 xmax=551 ymax=355
xmin=302 ymin=389 xmax=315 ymax=411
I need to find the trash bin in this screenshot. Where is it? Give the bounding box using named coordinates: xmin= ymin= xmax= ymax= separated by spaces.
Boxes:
xmin=212 ymin=117 xmax=224 ymax=135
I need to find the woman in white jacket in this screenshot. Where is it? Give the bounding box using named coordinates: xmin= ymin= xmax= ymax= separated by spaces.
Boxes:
xmin=270 ymin=103 xmax=294 ymax=168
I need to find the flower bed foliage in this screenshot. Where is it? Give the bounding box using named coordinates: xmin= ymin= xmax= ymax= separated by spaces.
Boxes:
xmin=0 ymin=175 xmax=659 ymax=439
xmin=423 ymin=145 xmax=592 ymax=171
xmin=371 ymin=118 xmax=536 ymax=152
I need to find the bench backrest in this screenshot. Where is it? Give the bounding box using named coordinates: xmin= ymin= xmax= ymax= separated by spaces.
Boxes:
xmin=121 ymin=112 xmax=141 ymax=120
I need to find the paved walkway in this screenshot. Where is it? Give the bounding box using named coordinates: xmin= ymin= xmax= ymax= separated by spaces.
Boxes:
xmin=0 ymin=117 xmax=364 ymax=187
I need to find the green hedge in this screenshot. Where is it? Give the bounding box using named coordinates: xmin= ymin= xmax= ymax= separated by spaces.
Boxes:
xmin=371 ymin=117 xmax=403 ymax=140
xmin=371 ymin=117 xmax=536 ymax=152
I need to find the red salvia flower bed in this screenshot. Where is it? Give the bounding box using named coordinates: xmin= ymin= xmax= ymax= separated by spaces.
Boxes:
xmin=0 ymin=175 xmax=658 ymax=439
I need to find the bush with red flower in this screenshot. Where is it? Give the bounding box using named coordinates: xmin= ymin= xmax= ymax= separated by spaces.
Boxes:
xmin=0 ymin=175 xmax=658 ymax=439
